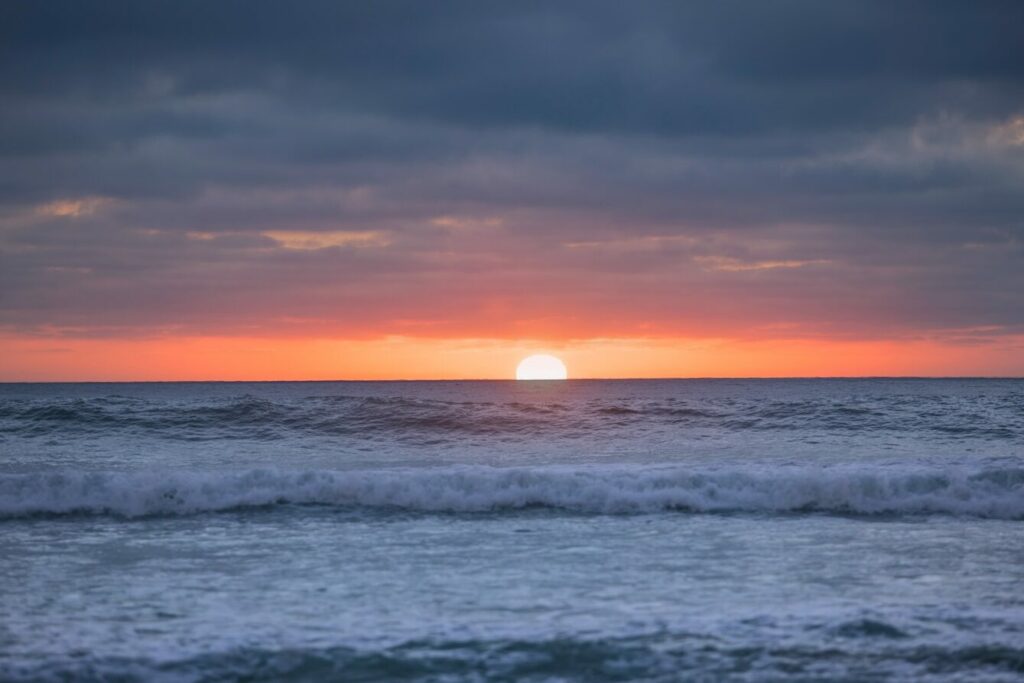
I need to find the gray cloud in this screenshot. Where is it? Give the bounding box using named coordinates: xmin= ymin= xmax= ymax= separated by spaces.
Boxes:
xmin=0 ymin=1 xmax=1022 ymax=340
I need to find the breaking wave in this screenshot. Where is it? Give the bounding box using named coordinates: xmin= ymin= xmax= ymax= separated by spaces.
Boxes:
xmin=2 ymin=464 xmax=1022 ymax=519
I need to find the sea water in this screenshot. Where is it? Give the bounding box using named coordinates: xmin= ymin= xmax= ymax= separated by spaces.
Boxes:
xmin=0 ymin=379 xmax=1022 ymax=681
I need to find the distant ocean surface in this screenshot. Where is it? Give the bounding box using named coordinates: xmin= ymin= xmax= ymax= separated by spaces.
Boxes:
xmin=1 ymin=379 xmax=1022 ymax=682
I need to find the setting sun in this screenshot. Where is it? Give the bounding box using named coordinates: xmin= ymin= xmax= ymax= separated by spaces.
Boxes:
xmin=515 ymin=354 xmax=568 ymax=380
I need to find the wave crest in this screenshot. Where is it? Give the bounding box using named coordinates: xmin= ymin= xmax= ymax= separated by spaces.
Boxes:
xmin=1 ymin=465 xmax=1022 ymax=519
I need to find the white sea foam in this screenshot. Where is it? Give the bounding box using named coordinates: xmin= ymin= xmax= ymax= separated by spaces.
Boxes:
xmin=1 ymin=465 xmax=1022 ymax=519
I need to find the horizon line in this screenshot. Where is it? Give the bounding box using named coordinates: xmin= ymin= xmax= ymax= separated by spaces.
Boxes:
xmin=2 ymin=375 xmax=1023 ymax=384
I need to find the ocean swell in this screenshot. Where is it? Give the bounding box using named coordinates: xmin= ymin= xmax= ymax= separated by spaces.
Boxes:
xmin=4 ymin=636 xmax=1024 ymax=683
xmin=1 ymin=465 xmax=1022 ymax=519
xmin=3 ymin=391 xmax=1021 ymax=441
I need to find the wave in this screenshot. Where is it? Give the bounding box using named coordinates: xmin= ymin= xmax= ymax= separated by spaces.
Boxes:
xmin=4 ymin=636 xmax=1023 ymax=683
xmin=0 ymin=396 xmax=558 ymax=441
xmin=2 ymin=465 xmax=1022 ymax=519
xmin=2 ymin=391 xmax=1021 ymax=441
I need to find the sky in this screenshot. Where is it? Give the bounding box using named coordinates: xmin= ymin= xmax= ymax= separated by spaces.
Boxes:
xmin=1 ymin=1 xmax=1023 ymax=380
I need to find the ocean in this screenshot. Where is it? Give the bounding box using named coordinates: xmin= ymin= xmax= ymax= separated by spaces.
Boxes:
xmin=0 ymin=379 xmax=1022 ymax=682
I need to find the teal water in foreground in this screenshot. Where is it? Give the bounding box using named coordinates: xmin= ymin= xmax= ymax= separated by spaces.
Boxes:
xmin=1 ymin=379 xmax=1022 ymax=681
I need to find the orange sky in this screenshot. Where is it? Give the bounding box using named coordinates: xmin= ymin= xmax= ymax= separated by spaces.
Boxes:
xmin=3 ymin=5 xmax=1023 ymax=381
xmin=2 ymin=334 xmax=1021 ymax=381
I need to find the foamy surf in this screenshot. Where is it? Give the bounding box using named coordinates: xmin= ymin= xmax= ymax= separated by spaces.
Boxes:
xmin=3 ymin=381 xmax=1023 ymax=683
xmin=2 ymin=464 xmax=1022 ymax=519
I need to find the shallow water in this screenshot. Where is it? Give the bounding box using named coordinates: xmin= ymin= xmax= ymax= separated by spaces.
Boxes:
xmin=1 ymin=379 xmax=1022 ymax=681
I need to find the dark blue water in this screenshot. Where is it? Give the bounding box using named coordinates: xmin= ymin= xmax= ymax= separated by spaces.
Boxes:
xmin=1 ymin=380 xmax=1022 ymax=681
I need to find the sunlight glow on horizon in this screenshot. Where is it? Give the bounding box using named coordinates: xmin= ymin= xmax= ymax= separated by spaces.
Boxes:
xmin=1 ymin=334 xmax=1023 ymax=381
xmin=515 ymin=354 xmax=569 ymax=380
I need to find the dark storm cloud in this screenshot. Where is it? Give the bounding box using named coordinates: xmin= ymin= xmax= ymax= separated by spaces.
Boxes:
xmin=0 ymin=1 xmax=1022 ymax=339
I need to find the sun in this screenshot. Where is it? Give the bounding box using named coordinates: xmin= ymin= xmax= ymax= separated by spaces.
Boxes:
xmin=515 ymin=354 xmax=568 ymax=380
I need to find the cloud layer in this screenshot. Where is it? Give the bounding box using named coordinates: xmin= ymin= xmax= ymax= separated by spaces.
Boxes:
xmin=2 ymin=1 xmax=1023 ymax=344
